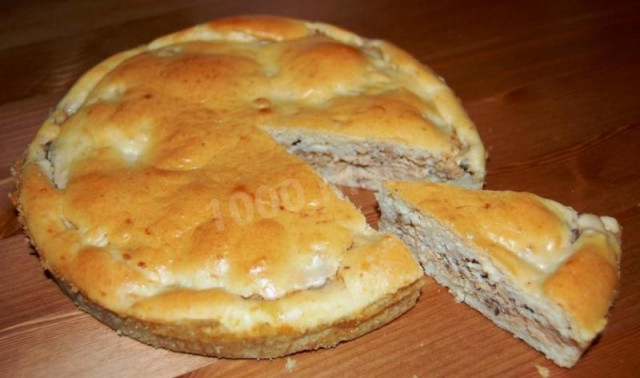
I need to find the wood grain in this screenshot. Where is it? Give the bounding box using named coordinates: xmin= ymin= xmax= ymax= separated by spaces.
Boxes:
xmin=1 ymin=0 xmax=639 ymax=377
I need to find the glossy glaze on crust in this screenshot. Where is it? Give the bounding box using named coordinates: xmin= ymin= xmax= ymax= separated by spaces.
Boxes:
xmin=382 ymin=181 xmax=621 ymax=344
xmin=16 ymin=15 xmax=443 ymax=357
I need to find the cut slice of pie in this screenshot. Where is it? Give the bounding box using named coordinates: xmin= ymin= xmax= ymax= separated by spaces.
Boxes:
xmin=14 ymin=14 xmax=489 ymax=358
xmin=377 ymin=182 xmax=621 ymax=367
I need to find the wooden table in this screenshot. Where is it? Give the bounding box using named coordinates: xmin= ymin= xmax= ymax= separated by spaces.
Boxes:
xmin=1 ymin=0 xmax=639 ymax=376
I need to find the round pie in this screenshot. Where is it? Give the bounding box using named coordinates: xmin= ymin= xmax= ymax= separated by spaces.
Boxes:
xmin=15 ymin=15 xmax=485 ymax=358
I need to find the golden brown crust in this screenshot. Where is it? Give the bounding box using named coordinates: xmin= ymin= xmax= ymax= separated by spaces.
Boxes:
xmin=543 ymin=233 xmax=619 ymax=342
xmin=206 ymin=15 xmax=310 ymax=41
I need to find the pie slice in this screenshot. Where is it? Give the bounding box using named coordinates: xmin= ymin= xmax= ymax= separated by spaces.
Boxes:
xmin=13 ymin=14 xmax=490 ymax=358
xmin=377 ymin=182 xmax=622 ymax=367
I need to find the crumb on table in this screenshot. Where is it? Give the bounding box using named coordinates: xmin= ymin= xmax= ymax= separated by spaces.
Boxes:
xmin=535 ymin=363 xmax=550 ymax=378
xmin=285 ymin=357 xmax=297 ymax=373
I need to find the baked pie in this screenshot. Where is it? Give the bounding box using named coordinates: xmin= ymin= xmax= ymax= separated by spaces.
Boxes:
xmin=15 ymin=15 xmax=486 ymax=357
